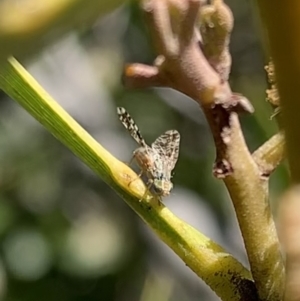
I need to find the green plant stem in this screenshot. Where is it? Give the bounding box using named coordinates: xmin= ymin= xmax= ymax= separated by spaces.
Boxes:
xmin=206 ymin=109 xmax=285 ymax=301
xmin=0 ymin=57 xmax=255 ymax=301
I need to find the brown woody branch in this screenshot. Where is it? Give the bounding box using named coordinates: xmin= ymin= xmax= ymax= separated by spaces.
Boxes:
xmin=123 ymin=1 xmax=285 ymax=301
xmin=252 ymin=131 xmax=285 ymax=177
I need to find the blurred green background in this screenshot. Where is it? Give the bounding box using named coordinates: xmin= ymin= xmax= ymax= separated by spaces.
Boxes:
xmin=0 ymin=1 xmax=288 ymax=300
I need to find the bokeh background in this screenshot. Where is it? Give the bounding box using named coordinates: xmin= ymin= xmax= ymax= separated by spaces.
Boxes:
xmin=0 ymin=1 xmax=289 ymax=301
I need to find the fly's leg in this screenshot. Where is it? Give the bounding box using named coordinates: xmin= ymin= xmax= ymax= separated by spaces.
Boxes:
xmin=139 ymin=180 xmax=162 ymax=205
xmin=128 ymin=170 xmax=143 ymax=187
xmin=146 ymin=179 xmax=153 ymax=195
xmin=139 ymin=179 xmax=153 ymax=202
xmin=125 ymin=155 xmax=135 ymax=168
xmin=125 ymin=155 xmax=142 ymax=187
xmin=128 ymin=156 xmax=135 ymax=167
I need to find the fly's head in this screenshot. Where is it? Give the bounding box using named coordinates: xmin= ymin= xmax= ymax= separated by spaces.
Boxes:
xmin=152 ymin=176 xmax=173 ymax=197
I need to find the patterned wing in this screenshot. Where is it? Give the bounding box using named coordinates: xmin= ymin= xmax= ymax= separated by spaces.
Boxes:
xmin=117 ymin=107 xmax=147 ymax=147
xmin=151 ymin=130 xmax=180 ymax=170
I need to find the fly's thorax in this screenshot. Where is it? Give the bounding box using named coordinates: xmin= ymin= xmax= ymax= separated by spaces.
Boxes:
xmin=133 ymin=146 xmax=159 ymax=174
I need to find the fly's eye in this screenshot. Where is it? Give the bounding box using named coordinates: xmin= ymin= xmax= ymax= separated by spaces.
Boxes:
xmin=153 ymin=185 xmax=163 ymax=193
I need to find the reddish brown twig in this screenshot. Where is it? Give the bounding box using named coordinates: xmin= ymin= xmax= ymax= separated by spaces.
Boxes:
xmin=123 ymin=1 xmax=285 ymax=300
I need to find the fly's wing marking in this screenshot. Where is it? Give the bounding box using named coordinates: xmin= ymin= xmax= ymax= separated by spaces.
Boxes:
xmin=117 ymin=107 xmax=147 ymax=147
xmin=151 ymin=130 xmax=180 ymax=171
